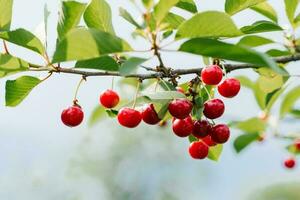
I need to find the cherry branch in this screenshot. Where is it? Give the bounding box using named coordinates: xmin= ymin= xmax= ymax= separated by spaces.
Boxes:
xmin=29 ymin=53 xmax=300 ymax=80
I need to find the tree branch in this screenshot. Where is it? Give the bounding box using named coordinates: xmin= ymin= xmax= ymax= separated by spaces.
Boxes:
xmin=29 ymin=53 xmax=300 ymax=80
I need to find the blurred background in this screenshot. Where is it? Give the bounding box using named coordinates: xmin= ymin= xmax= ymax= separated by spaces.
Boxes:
xmin=0 ymin=0 xmax=300 ymax=199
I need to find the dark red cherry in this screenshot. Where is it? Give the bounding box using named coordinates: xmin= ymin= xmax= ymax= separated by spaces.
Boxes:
xmin=218 ymin=78 xmax=241 ymax=98
xmin=189 ymin=141 xmax=209 ymax=159
xmin=100 ymin=89 xmax=120 ymax=108
xmin=203 ymin=99 xmax=225 ymax=119
xmin=192 ymin=120 xmax=212 ymax=139
xmin=142 ymin=104 xmax=160 ymax=125
xmin=201 ymin=135 xmax=217 ymax=146
xmin=294 ymin=140 xmax=300 ymax=151
xmin=117 ymin=108 xmax=142 ymax=128
xmin=168 ymin=99 xmax=193 ymax=119
xmin=172 ymin=116 xmax=193 ymax=137
xmin=284 ymin=158 xmax=296 ymax=169
xmin=211 ymin=124 xmax=230 ymax=144
xmin=61 ymin=105 xmax=84 ymax=127
xmin=201 ymin=65 xmax=223 ymax=85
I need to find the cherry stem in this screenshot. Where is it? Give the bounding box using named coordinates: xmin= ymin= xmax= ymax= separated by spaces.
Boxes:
xmin=202 ymin=84 xmax=212 ymax=100
xmin=40 ymin=72 xmax=53 ymax=83
xmin=73 ymin=76 xmax=86 ymax=104
xmin=132 ymin=80 xmax=141 ymax=109
xmin=3 ymin=40 xmax=9 ymax=54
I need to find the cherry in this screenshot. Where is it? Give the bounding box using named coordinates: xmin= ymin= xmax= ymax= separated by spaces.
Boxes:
xmin=294 ymin=140 xmax=300 ymax=151
xmin=117 ymin=108 xmax=142 ymax=128
xmin=201 ymin=65 xmax=223 ymax=85
xmin=172 ymin=116 xmax=193 ymax=137
xmin=211 ymin=124 xmax=230 ymax=144
xmin=203 ymin=99 xmax=225 ymax=119
xmin=168 ymin=99 xmax=193 ymax=119
xmin=142 ymin=104 xmax=160 ymax=125
xmin=202 ymin=135 xmax=217 ymax=146
xmin=218 ymin=78 xmax=241 ymax=98
xmin=284 ymin=158 xmax=296 ymax=169
xmin=193 ymin=120 xmax=212 ymax=139
xmin=176 ymin=87 xmax=185 ymax=94
xmin=61 ymin=105 xmax=84 ymax=127
xmin=100 ymin=89 xmax=120 ymax=109
xmin=189 ymin=141 xmax=209 ymax=159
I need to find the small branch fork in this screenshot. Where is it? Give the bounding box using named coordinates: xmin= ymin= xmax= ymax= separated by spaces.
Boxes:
xmin=28 ymin=53 xmax=300 ymax=80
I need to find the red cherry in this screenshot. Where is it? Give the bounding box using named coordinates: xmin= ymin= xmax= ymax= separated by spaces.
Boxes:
xmin=176 ymin=87 xmax=185 ymax=94
xmin=211 ymin=124 xmax=230 ymax=144
xmin=142 ymin=104 xmax=160 ymax=125
xmin=284 ymin=158 xmax=296 ymax=169
xmin=189 ymin=141 xmax=209 ymax=159
xmin=201 ymin=65 xmax=223 ymax=85
xmin=203 ymin=99 xmax=225 ymax=119
xmin=294 ymin=140 xmax=300 ymax=151
xmin=201 ymin=135 xmax=217 ymax=146
xmin=117 ymin=108 xmax=142 ymax=128
xmin=218 ymin=78 xmax=241 ymax=98
xmin=100 ymin=89 xmax=120 ymax=109
xmin=192 ymin=120 xmax=212 ymax=138
xmin=172 ymin=116 xmax=193 ymax=137
xmin=168 ymin=99 xmax=193 ymax=119
xmin=61 ymin=105 xmax=84 ymax=127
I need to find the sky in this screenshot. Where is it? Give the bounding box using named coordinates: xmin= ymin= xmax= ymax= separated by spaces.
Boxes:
xmin=0 ymin=0 xmax=300 ymax=200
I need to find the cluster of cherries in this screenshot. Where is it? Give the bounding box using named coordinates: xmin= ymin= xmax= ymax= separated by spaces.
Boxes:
xmin=284 ymin=140 xmax=300 ymax=169
xmin=60 ymin=65 xmax=241 ymax=160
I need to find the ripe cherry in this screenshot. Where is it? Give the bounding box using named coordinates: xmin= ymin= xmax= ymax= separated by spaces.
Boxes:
xmin=203 ymin=99 xmax=225 ymax=119
xmin=218 ymin=78 xmax=241 ymax=98
xmin=100 ymin=89 xmax=120 ymax=109
xmin=176 ymin=87 xmax=185 ymax=94
xmin=211 ymin=124 xmax=230 ymax=144
xmin=189 ymin=141 xmax=209 ymax=159
xmin=172 ymin=116 xmax=193 ymax=137
xmin=168 ymin=99 xmax=193 ymax=119
xmin=284 ymin=158 xmax=296 ymax=169
xmin=202 ymin=135 xmax=217 ymax=146
xmin=142 ymin=104 xmax=160 ymax=125
xmin=117 ymin=108 xmax=142 ymax=128
xmin=201 ymin=65 xmax=223 ymax=85
xmin=61 ymin=105 xmax=84 ymax=127
xmin=193 ymin=120 xmax=212 ymax=139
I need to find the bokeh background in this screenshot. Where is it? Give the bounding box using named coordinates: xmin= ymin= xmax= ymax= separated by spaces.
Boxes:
xmin=0 ymin=0 xmax=300 ymax=199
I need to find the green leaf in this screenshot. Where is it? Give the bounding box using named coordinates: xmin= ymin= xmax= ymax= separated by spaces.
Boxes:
xmin=234 ymin=117 xmax=266 ymax=133
xmin=52 ymin=28 xmax=132 ymax=63
xmin=106 ymin=109 xmax=118 ymax=118
xmin=0 ymin=28 xmax=45 ymax=55
xmin=207 ymin=145 xmax=223 ymax=161
xmin=257 ymin=73 xmax=284 ymax=93
xmin=142 ymin=91 xmax=186 ymax=101
xmin=253 ymin=82 xmax=267 ymax=109
xmin=280 ymin=87 xmax=300 ymax=118
xmin=176 ymin=0 xmax=197 ymax=13
xmin=250 ymin=2 xmax=278 ymax=22
xmin=120 ymin=57 xmax=147 ymax=76
xmin=176 ymin=11 xmax=243 ymax=39
xmin=225 ymin=0 xmax=265 ymax=15
xmin=234 ymin=132 xmax=260 ymax=153
xmin=179 ymin=38 xmax=286 ymax=75
xmin=287 ymin=144 xmax=300 ymax=155
xmin=88 ymin=106 xmax=106 ymax=127
xmin=119 ymin=7 xmax=142 ymax=29
xmin=284 ymin=0 xmax=299 ymax=26
xmin=236 ymin=76 xmax=254 ymax=89
xmin=238 ymin=35 xmax=274 ymax=47
xmin=75 ymin=56 xmax=119 ymax=71
xmin=5 ymin=76 xmax=41 ymax=107
xmin=84 ymin=0 xmax=115 ymax=34
xmin=157 ymin=103 xmax=169 ymax=119
xmin=154 ymin=0 xmax=180 ymax=23
xmin=241 ymin=20 xmax=282 ymax=34
xmin=192 ymin=96 xmax=203 ymax=120
xmin=188 ymin=135 xmax=198 ymax=143
xmin=57 ymin=1 xmax=86 ymax=41
xmin=0 ymin=0 xmax=13 ymax=31
xmin=0 ymin=54 xmax=29 ymax=78
xmin=162 ymin=12 xmax=185 ymax=29
xmin=266 ymin=49 xmax=291 ymax=57
xmin=265 ymin=84 xmax=288 ymax=112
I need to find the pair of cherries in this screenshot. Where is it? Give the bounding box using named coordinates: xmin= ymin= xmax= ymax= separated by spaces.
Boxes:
xmin=283 ymin=140 xmax=300 ymax=169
